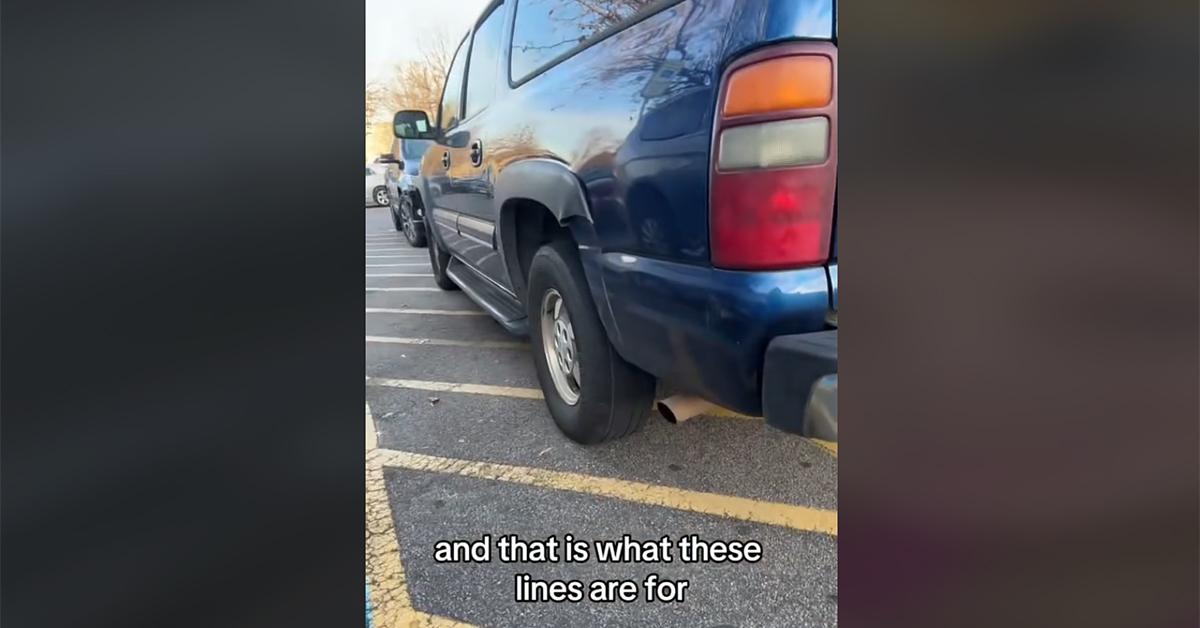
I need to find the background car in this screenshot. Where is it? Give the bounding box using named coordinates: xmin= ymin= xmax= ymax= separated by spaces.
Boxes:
xmin=365 ymin=164 xmax=389 ymax=207
xmin=384 ymin=137 xmax=434 ymax=246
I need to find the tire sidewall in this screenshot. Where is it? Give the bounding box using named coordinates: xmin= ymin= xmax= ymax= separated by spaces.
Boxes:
xmin=426 ymin=227 xmax=457 ymax=290
xmin=389 ymin=202 xmax=402 ymax=230
xmin=427 ymin=228 xmax=444 ymax=277
xmin=527 ymin=241 xmax=618 ymax=444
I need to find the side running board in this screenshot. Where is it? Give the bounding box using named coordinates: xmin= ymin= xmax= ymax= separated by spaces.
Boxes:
xmin=445 ymin=258 xmax=529 ymax=336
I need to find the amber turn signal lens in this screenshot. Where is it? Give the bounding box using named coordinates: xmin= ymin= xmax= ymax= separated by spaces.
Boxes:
xmin=722 ymin=55 xmax=832 ymax=117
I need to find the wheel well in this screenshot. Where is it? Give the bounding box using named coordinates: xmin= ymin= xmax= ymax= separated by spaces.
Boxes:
xmin=504 ymin=198 xmax=572 ymax=304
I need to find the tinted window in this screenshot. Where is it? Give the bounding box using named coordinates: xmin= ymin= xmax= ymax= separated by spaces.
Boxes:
xmin=439 ymin=38 xmax=468 ymax=129
xmin=464 ymin=5 xmax=506 ymax=118
xmin=510 ymin=0 xmax=657 ymax=82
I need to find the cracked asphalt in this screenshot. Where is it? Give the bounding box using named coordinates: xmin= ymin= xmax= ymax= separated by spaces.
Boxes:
xmin=364 ymin=206 xmax=838 ymax=627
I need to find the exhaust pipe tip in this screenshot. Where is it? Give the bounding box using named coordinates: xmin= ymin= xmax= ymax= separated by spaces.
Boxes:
xmin=656 ymin=395 xmax=715 ymax=424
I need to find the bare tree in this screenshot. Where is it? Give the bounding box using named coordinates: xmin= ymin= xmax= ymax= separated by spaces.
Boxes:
xmin=365 ymin=25 xmax=456 ymax=130
xmin=364 ymin=82 xmax=393 ymax=131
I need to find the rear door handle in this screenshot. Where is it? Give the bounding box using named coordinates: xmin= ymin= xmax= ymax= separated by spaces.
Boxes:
xmin=469 ymin=140 xmax=483 ymax=166
xmin=441 ymin=151 xmax=450 ymax=168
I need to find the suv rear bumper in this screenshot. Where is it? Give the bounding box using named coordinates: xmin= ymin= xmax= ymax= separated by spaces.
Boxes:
xmin=593 ymin=252 xmax=832 ymax=416
xmin=762 ymin=331 xmax=838 ymax=440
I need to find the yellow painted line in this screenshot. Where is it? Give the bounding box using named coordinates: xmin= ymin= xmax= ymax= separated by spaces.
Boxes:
xmin=366 ymin=336 xmax=528 ymax=350
xmin=396 ymin=611 xmax=475 ymax=628
xmin=367 ymin=377 xmax=543 ymax=399
xmin=811 ymin=439 xmax=838 ymax=456
xmin=367 ymin=308 xmax=485 ymax=316
xmin=366 ymin=405 xmax=477 ymax=628
xmin=705 ymin=406 xmax=761 ymax=421
xmin=367 ymin=273 xmax=435 ymax=278
xmin=377 ymin=449 xmax=837 ymax=536
xmin=691 ymin=407 xmax=838 ymax=458
xmin=369 ymin=378 xmax=830 ymax=459
xmin=365 ymin=406 xmax=412 ymax=622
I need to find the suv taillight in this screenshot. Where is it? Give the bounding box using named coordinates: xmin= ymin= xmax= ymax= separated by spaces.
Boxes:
xmin=710 ymin=43 xmax=837 ymax=270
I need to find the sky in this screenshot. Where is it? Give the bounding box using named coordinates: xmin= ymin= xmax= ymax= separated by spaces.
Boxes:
xmin=365 ymin=0 xmax=489 ymax=85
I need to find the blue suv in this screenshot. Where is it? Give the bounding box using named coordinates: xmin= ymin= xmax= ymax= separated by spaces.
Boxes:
xmin=392 ymin=0 xmax=838 ymax=443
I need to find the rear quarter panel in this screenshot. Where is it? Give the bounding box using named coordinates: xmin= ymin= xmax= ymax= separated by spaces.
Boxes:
xmin=491 ymin=0 xmax=834 ymax=265
xmin=480 ymin=0 xmax=838 ymax=412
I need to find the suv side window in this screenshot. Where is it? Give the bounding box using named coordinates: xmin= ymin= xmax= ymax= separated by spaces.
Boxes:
xmin=510 ymin=0 xmax=658 ymax=83
xmin=464 ymin=5 xmax=506 ymax=119
xmin=439 ymin=37 xmax=469 ymax=130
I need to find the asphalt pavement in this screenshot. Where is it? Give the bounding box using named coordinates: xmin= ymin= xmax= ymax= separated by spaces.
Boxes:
xmin=364 ymin=207 xmax=838 ymax=628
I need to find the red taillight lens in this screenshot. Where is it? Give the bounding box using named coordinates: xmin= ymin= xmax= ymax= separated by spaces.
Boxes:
xmin=710 ymin=44 xmax=837 ymax=270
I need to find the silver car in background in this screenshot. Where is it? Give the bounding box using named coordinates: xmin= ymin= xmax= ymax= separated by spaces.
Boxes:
xmin=365 ymin=165 xmax=389 ymax=207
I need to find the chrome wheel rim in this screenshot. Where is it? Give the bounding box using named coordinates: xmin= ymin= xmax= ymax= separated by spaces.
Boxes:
xmin=375 ymin=190 xmax=388 ymax=206
xmin=400 ymin=197 xmax=417 ymax=241
xmin=540 ymin=289 xmax=580 ymax=405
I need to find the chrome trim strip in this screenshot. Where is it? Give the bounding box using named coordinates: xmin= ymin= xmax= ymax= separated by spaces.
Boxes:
xmin=430 ymin=207 xmax=459 ymax=231
xmin=457 ymin=214 xmax=495 ymax=241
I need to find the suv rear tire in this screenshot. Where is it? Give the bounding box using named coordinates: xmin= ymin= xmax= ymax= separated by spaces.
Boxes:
xmin=526 ymin=238 xmax=654 ymax=444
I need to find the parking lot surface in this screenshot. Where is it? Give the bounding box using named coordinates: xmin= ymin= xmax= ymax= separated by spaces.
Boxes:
xmin=364 ymin=207 xmax=838 ymax=627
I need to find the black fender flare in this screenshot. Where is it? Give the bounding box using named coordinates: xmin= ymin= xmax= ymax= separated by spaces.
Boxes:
xmin=493 ymin=159 xmax=626 ymax=347
xmin=495 ymin=158 xmax=596 ymax=299
xmin=495 ymin=158 xmax=592 ymax=224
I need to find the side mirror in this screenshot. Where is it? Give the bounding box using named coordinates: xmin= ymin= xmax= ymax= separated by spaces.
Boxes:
xmin=393 ymin=110 xmax=434 ymax=140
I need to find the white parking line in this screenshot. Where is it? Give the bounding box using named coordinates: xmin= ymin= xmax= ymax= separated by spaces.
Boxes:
xmin=366 ymin=273 xmax=435 ymax=278
xmin=366 ymin=264 xmax=429 ymax=267
xmin=365 ymin=248 xmax=419 ymax=253
xmin=366 ymin=287 xmax=443 ymax=292
xmin=367 ymin=308 xmax=485 ymax=316
xmin=366 ymin=376 xmax=542 ymax=399
xmin=365 ymin=336 xmax=528 ymax=350
xmin=367 ymin=256 xmax=428 ymax=259
xmin=365 ymin=402 xmax=377 ymax=450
